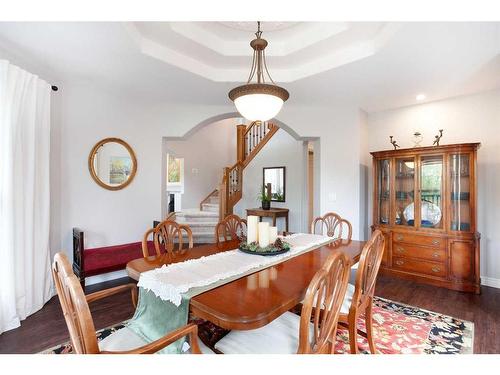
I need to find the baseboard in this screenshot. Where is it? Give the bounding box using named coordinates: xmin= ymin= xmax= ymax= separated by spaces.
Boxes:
xmin=481 ymin=276 xmax=500 ymax=289
xmin=85 ymin=270 xmax=128 ymax=286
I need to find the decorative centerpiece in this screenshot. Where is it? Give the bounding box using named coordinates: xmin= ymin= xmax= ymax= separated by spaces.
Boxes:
xmin=240 ymin=216 xmax=290 ymax=256
xmin=239 ymin=237 xmax=291 ymax=256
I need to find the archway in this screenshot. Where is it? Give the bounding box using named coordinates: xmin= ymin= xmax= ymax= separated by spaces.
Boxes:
xmin=162 ymin=113 xmax=320 ymax=234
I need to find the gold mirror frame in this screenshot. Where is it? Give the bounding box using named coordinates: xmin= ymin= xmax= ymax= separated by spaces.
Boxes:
xmin=88 ymin=137 xmax=137 ymax=191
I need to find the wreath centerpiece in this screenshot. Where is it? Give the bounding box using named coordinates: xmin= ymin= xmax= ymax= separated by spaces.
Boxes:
xmin=238 ymin=237 xmax=291 ymax=256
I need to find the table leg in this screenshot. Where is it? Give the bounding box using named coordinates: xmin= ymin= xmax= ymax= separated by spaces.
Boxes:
xmin=259 ymin=216 xmax=262 ymax=222
xmin=286 ymin=215 xmax=289 ymax=232
xmin=272 ymin=216 xmax=276 ymax=227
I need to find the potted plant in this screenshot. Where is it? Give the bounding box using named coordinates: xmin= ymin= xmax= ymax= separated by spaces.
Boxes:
xmin=257 ymin=185 xmax=271 ymax=210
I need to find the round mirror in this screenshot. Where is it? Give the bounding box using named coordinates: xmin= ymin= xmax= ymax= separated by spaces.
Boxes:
xmin=88 ymin=138 xmax=137 ymax=190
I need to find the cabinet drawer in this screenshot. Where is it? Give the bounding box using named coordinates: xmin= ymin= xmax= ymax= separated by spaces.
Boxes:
xmin=393 ymin=232 xmax=445 ymax=249
xmin=392 ymin=243 xmax=446 ymax=262
xmin=393 ymin=257 xmax=447 ymax=278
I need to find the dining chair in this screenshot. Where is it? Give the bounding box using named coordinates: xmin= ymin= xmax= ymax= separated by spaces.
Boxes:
xmin=311 ymin=212 xmax=352 ymax=241
xmin=214 ymin=252 xmax=351 ymax=354
xmin=215 ymin=214 xmax=247 ymax=245
xmin=338 ymin=230 xmax=385 ymax=354
xmin=52 ymin=252 xmax=209 ymax=354
xmin=142 ymin=218 xmax=193 ymax=258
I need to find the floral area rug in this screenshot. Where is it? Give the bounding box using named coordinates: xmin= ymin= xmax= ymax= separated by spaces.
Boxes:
xmin=40 ymin=296 xmax=473 ymax=354
xmin=334 ymin=297 xmax=473 ymax=354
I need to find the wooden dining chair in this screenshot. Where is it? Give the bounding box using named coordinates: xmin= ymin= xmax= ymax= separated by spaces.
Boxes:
xmin=215 ymin=214 xmax=247 ymax=245
xmin=311 ymin=212 xmax=352 ymax=241
xmin=142 ymin=219 xmax=193 ymax=258
xmin=52 ymin=252 xmax=205 ymax=354
xmin=338 ymin=230 xmax=385 ymax=354
xmin=214 ymin=252 xmax=351 ymax=354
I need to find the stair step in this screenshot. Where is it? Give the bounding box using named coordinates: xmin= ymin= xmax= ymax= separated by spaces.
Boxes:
xmin=183 ymin=227 xmax=217 ymax=235
xmin=201 ymin=203 xmax=219 ymax=212
xmin=179 ymin=221 xmax=219 ymax=227
xmin=176 ymin=209 xmax=218 ymax=223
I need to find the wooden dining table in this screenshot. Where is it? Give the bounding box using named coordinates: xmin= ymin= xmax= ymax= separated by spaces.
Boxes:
xmin=126 ymin=238 xmax=366 ymax=331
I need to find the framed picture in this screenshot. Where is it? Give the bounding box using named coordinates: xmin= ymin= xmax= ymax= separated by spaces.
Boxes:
xmin=109 ymin=156 xmax=132 ymax=184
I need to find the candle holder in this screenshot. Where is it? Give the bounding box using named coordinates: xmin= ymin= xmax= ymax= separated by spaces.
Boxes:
xmin=239 ymin=238 xmax=291 ymax=256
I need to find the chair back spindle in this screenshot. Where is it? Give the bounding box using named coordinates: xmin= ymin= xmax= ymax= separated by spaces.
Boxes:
xmin=215 ymin=214 xmax=247 ymax=244
xmin=350 ymin=230 xmax=385 ymax=311
xmin=52 ymin=253 xmax=99 ymax=354
xmin=142 ymin=219 xmax=193 ymax=257
xmin=311 ymin=212 xmax=352 ymax=241
xmin=298 ymin=252 xmax=351 ymax=354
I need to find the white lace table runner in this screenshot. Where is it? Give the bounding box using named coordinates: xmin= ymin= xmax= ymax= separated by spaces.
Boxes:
xmin=137 ymin=233 xmax=333 ymax=306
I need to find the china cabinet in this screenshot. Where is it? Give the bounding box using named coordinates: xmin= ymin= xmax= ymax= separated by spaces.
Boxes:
xmin=371 ymin=143 xmax=480 ymax=293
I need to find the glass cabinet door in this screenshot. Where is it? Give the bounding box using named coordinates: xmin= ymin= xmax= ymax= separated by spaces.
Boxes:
xmin=450 ymin=154 xmax=471 ymax=231
xmin=377 ymin=159 xmax=390 ymax=225
xmin=394 ymin=157 xmax=415 ymax=226
xmin=420 ymin=155 xmax=444 ymax=229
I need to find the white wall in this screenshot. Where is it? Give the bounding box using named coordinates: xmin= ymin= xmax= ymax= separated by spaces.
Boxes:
xmin=164 ymin=118 xmax=237 ymax=211
xmin=234 ymin=130 xmax=306 ymax=233
xmin=278 ymin=104 xmax=364 ymax=240
xmin=367 ymin=89 xmax=500 ymax=286
xmin=52 ymin=83 xmax=236 ymax=256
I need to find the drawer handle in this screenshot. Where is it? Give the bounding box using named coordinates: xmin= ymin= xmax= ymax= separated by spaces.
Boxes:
xmin=431 ymin=266 xmax=441 ymax=273
xmin=395 ymin=260 xmax=404 ymax=266
xmin=396 ymin=234 xmax=404 ymax=241
xmin=396 ymin=246 xmax=405 ymax=253
xmin=432 ymin=252 xmax=440 ymax=259
xmin=431 ymin=240 xmax=440 ymax=246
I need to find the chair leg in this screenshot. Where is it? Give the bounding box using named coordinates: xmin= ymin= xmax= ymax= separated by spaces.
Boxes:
xmin=348 ymin=312 xmax=359 ymax=354
xmin=366 ymin=300 xmax=377 ymax=354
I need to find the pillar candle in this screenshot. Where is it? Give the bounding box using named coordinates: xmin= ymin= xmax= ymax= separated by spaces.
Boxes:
xmin=247 ymin=216 xmax=259 ymax=244
xmin=269 ymin=226 xmax=278 ymax=244
xmin=258 ymin=222 xmax=270 ymax=248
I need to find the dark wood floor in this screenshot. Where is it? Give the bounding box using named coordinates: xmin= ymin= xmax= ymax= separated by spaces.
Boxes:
xmin=1 ymin=275 xmax=499 ymax=354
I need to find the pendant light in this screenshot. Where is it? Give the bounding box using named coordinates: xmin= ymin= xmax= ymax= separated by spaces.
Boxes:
xmin=228 ymin=22 xmax=289 ymax=122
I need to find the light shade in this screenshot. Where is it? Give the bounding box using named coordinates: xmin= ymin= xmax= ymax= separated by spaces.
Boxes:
xmin=234 ymin=94 xmax=284 ymax=122
xmin=228 ymin=22 xmax=289 ymax=122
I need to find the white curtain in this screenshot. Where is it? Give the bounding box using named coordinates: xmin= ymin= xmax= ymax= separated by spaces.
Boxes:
xmin=0 ymin=60 xmax=53 ymax=334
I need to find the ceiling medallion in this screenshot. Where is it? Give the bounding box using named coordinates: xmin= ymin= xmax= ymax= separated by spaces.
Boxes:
xmin=228 ymin=21 xmax=290 ymax=122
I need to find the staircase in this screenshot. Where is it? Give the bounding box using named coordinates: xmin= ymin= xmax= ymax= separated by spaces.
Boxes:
xmin=175 ymin=190 xmax=220 ymax=243
xmin=175 ymin=121 xmax=279 ymax=243
xmin=219 ymin=121 xmax=279 ymax=217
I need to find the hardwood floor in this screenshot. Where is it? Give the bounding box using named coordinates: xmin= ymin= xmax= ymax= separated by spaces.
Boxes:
xmin=0 ymin=277 xmax=136 ymax=354
xmin=0 ymin=275 xmax=498 ymax=354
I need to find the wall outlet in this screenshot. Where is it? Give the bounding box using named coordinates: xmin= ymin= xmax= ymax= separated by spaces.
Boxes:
xmin=191 ymin=168 xmax=199 ymax=174
xmin=328 ymin=192 xmax=337 ymax=202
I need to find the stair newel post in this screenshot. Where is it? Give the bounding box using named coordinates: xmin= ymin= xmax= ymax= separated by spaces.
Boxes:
xmin=219 ymin=181 xmax=226 ymax=220
xmin=226 ymin=167 xmax=233 ymax=216
xmin=237 ymin=124 xmax=246 ymax=164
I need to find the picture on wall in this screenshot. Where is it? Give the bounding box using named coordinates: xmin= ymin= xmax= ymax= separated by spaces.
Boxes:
xmin=109 ymin=156 xmax=132 ymax=184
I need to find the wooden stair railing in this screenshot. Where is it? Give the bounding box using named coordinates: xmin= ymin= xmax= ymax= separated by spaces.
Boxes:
xmin=240 ymin=121 xmax=279 ymax=167
xmin=201 ymin=121 xmax=279 ymax=218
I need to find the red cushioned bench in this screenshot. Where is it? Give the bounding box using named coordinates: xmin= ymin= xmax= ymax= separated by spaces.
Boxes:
xmin=72 ymin=227 xmax=155 ymax=287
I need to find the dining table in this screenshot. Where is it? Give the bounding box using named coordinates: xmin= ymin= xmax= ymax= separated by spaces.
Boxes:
xmin=126 ymin=238 xmax=366 ymax=331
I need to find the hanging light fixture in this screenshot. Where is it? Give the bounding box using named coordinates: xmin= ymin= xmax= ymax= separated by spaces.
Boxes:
xmin=229 ymin=21 xmax=289 ymax=122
